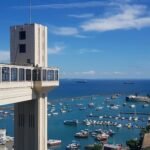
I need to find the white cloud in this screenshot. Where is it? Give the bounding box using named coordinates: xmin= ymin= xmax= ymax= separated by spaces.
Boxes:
xmin=28 ymin=1 xmax=107 ymax=9
xmin=68 ymin=13 xmax=94 ymax=19
xmin=49 ymin=26 xmax=79 ymax=36
xmin=79 ymin=49 xmax=102 ymax=54
xmin=48 ymin=44 xmax=65 ymax=54
xmin=0 ymin=50 xmax=10 ymax=63
xmin=49 ymin=25 xmax=87 ymax=38
xmin=73 ymin=70 xmax=96 ymax=76
xmin=81 ymin=4 xmax=150 ymax=32
xmin=82 ymin=70 xmax=96 ymax=75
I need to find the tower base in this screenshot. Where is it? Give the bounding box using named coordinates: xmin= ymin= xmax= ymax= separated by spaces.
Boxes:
xmin=14 ymin=93 xmax=47 ymax=150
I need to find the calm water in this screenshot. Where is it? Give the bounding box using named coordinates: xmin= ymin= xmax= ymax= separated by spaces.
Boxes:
xmin=1 ymin=79 xmax=150 ymax=150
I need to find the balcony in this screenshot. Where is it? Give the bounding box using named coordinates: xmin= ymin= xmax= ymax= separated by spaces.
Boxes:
xmin=0 ymin=64 xmax=59 ymax=90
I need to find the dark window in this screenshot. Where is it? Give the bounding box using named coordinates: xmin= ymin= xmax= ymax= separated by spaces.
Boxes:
xmin=19 ymin=69 xmax=24 ymax=81
xmin=2 ymin=67 xmax=10 ymax=81
xmin=19 ymin=44 xmax=26 ymax=53
xmin=27 ymin=59 xmax=30 ymax=64
xmin=55 ymin=70 xmax=58 ymax=80
xmin=43 ymin=70 xmax=46 ymax=81
xmin=47 ymin=70 xmax=54 ymax=81
xmin=32 ymin=69 xmax=41 ymax=81
xmin=11 ymin=68 xmax=18 ymax=81
xmin=19 ymin=31 xmax=26 ymax=40
xmin=26 ymin=69 xmax=31 ymax=81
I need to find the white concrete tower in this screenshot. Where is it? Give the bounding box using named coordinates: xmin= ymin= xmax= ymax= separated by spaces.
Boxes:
xmin=5 ymin=23 xmax=59 ymax=150
xmin=10 ymin=23 xmax=47 ymax=67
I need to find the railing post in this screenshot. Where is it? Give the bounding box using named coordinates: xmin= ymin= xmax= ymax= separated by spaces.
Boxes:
xmin=17 ymin=67 xmax=19 ymax=82
xmin=0 ymin=67 xmax=1 ymax=83
xmin=9 ymin=66 xmax=11 ymax=82
xmin=24 ymin=69 xmax=26 ymax=81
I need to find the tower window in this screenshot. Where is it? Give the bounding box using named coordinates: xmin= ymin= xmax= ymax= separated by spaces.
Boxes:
xmin=19 ymin=31 xmax=26 ymax=40
xmin=19 ymin=44 xmax=26 ymax=53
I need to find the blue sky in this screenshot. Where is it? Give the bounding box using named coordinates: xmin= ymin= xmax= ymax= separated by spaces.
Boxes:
xmin=1 ymin=0 xmax=150 ymax=79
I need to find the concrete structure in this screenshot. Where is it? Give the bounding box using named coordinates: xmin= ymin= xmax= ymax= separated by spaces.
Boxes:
xmin=0 ymin=23 xmax=59 ymax=150
xmin=142 ymin=133 xmax=150 ymax=150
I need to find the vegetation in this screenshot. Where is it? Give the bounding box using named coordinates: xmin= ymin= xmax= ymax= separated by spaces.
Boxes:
xmin=92 ymin=144 xmax=103 ymax=150
xmin=85 ymin=144 xmax=103 ymax=150
xmin=126 ymin=125 xmax=150 ymax=150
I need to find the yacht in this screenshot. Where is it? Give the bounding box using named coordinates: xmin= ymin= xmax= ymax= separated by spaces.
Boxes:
xmin=64 ymin=120 xmax=78 ymax=126
xmin=47 ymin=139 xmax=62 ymax=146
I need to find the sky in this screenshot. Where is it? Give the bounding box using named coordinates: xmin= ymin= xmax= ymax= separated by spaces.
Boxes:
xmin=1 ymin=0 xmax=150 ymax=79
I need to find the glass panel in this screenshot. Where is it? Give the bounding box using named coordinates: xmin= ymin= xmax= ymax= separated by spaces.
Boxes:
xmin=0 ymin=67 xmax=1 ymax=82
xmin=2 ymin=67 xmax=10 ymax=81
xmin=11 ymin=68 xmax=18 ymax=81
xmin=26 ymin=69 xmax=31 ymax=81
xmin=43 ymin=70 xmax=46 ymax=81
xmin=55 ymin=70 xmax=58 ymax=80
xmin=19 ymin=68 xmax=24 ymax=81
xmin=47 ymin=70 xmax=54 ymax=81
xmin=32 ymin=69 xmax=41 ymax=81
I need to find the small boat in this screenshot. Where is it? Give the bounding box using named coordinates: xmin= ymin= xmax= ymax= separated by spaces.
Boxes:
xmin=133 ymin=116 xmax=138 ymax=121
xmin=108 ymin=129 xmax=115 ymax=136
xmin=64 ymin=120 xmax=78 ymax=126
xmin=74 ymin=130 xmax=88 ymax=138
xmin=79 ymin=107 xmax=86 ymax=110
xmin=116 ymin=124 xmax=122 ymax=128
xmin=96 ymin=133 xmax=109 ymax=141
xmin=143 ymin=104 xmax=149 ymax=107
xmin=66 ymin=141 xmax=80 ymax=150
xmin=88 ymin=102 xmax=95 ymax=108
xmin=110 ymin=105 xmax=119 ymax=110
xmin=95 ymin=106 xmax=103 ymax=111
xmin=130 ymin=104 xmax=135 ymax=108
xmin=129 ymin=116 xmax=132 ymax=121
xmin=47 ymin=139 xmax=62 ymax=146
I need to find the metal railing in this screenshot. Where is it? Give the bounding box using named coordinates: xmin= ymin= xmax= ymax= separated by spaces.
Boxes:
xmin=0 ymin=64 xmax=59 ymax=83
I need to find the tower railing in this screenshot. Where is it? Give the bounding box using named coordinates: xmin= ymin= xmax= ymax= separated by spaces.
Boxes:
xmin=0 ymin=64 xmax=59 ymax=89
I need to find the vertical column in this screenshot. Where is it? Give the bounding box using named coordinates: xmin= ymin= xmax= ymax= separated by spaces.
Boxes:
xmin=37 ymin=92 xmax=47 ymax=150
xmin=14 ymin=92 xmax=47 ymax=150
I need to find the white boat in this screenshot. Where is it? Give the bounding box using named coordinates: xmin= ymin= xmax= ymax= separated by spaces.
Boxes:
xmin=95 ymin=106 xmax=103 ymax=111
xmin=133 ymin=116 xmax=138 ymax=121
xmin=88 ymin=102 xmax=95 ymax=108
xmin=66 ymin=141 xmax=80 ymax=150
xmin=96 ymin=133 xmax=109 ymax=141
xmin=130 ymin=104 xmax=135 ymax=108
xmin=116 ymin=124 xmax=122 ymax=128
xmin=110 ymin=105 xmax=119 ymax=110
xmin=129 ymin=116 xmax=132 ymax=121
xmin=47 ymin=139 xmax=62 ymax=146
xmin=52 ymin=112 xmax=59 ymax=115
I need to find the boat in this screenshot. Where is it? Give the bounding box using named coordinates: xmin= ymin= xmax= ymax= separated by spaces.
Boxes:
xmin=143 ymin=104 xmax=149 ymax=107
xmin=64 ymin=120 xmax=78 ymax=126
xmin=96 ymin=133 xmax=109 ymax=141
xmin=126 ymin=95 xmax=150 ymax=103
xmin=88 ymin=102 xmax=95 ymax=108
xmin=66 ymin=141 xmax=80 ymax=150
xmin=76 ymin=80 xmax=87 ymax=83
xmin=110 ymin=105 xmax=119 ymax=110
xmin=108 ymin=129 xmax=115 ymax=136
xmin=74 ymin=130 xmax=89 ymax=138
xmin=47 ymin=139 xmax=62 ymax=146
xmin=95 ymin=106 xmax=103 ymax=111
xmin=116 ymin=124 xmax=122 ymax=128
xmin=130 ymin=104 xmax=135 ymax=108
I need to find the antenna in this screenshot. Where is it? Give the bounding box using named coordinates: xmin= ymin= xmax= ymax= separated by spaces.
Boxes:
xmin=29 ymin=0 xmax=32 ymax=23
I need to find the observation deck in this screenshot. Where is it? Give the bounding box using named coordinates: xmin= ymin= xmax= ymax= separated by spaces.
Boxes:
xmin=0 ymin=64 xmax=59 ymax=105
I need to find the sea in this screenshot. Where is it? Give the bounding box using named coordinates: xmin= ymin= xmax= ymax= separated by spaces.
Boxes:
xmin=1 ymin=79 xmax=150 ymax=150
